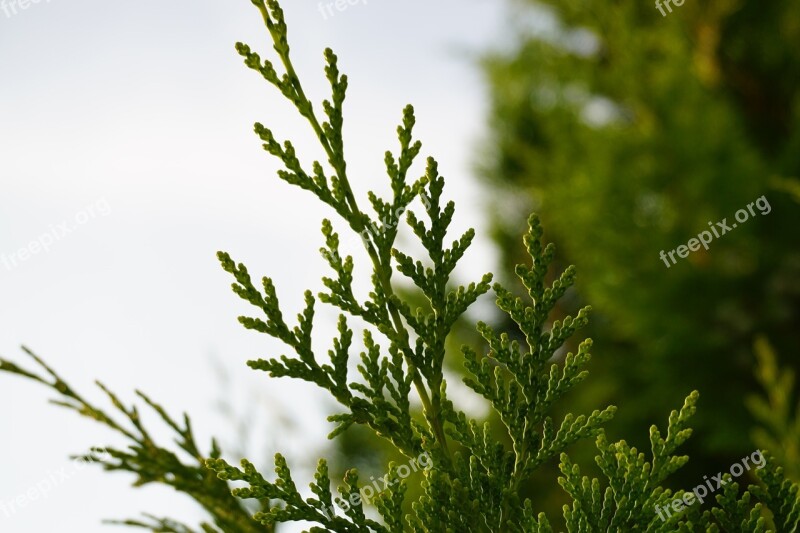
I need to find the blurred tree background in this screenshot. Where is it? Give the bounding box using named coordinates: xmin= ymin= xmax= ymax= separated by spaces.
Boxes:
xmin=479 ymin=0 xmax=800 ymax=489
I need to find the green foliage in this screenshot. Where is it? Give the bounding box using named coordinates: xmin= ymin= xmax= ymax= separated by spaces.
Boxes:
xmin=552 ymin=392 xmax=699 ymax=531
xmin=2 ymin=1 xmax=800 ymax=531
xmin=0 ymin=348 xmax=268 ymax=533
xmin=747 ymin=337 xmax=800 ymax=480
xmin=480 ymin=0 xmax=800 ymax=465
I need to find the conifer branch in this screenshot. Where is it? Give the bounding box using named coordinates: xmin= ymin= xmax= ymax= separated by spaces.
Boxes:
xmin=1 ymin=1 xmax=799 ymax=531
xmin=0 ymin=348 xmax=268 ymax=532
xmin=233 ymin=0 xmax=454 ymax=462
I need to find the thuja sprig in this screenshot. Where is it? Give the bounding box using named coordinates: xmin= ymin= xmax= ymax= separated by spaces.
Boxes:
xmin=552 ymin=391 xmax=699 ymax=531
xmin=0 ymin=347 xmax=268 ymax=533
xmin=228 ymin=0 xmax=458 ymax=464
xmin=527 ymin=392 xmax=800 ymax=532
xmin=435 ymin=214 xmax=616 ymax=530
xmin=214 ymin=1 xmax=619 ymax=529
xmin=213 ymin=4 xmax=800 ymax=524
xmin=3 ymin=0 xmax=800 ymax=531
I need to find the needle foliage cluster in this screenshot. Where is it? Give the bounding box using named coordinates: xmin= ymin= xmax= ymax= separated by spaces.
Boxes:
xmin=1 ymin=1 xmax=798 ymax=531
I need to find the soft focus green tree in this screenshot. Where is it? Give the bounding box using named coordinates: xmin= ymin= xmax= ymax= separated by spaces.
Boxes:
xmin=480 ymin=0 xmax=800 ymax=477
xmin=747 ymin=337 xmax=800 ymax=481
xmin=3 ymin=0 xmax=800 ymax=530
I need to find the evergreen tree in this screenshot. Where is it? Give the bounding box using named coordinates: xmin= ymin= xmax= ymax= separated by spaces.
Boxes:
xmin=480 ymin=0 xmax=800 ymax=474
xmin=2 ymin=0 xmax=799 ymax=530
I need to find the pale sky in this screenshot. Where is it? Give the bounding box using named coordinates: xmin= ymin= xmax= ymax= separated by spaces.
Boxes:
xmin=0 ymin=0 xmax=517 ymax=530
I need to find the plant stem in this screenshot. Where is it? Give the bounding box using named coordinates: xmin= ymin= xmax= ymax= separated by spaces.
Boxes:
xmin=255 ymin=2 xmax=451 ymax=462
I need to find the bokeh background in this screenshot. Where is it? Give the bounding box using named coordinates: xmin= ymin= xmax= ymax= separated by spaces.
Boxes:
xmin=2 ymin=0 xmax=799 ymax=531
